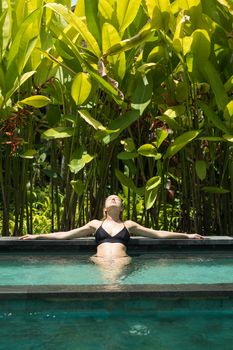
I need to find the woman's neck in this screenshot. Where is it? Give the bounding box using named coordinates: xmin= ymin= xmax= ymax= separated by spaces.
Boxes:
xmin=105 ymin=212 xmax=122 ymax=222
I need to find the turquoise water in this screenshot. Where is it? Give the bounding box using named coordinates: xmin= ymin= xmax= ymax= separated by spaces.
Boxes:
xmin=0 ymin=251 xmax=233 ymax=285
xmin=0 ymin=298 xmax=233 ymax=350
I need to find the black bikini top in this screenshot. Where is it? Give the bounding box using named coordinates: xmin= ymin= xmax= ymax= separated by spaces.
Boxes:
xmin=95 ymin=223 xmax=130 ymax=247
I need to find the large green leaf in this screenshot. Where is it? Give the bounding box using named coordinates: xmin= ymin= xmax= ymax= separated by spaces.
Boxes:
xmin=145 ymin=176 xmax=161 ymax=209
xmin=69 ymin=148 xmax=94 ymax=174
xmin=145 ymin=0 xmax=171 ymax=31
xmin=102 ymin=23 xmax=126 ymax=80
xmin=71 ymin=73 xmax=92 ymax=105
xmin=137 ymin=144 xmax=162 ymax=159
xmin=191 ymin=30 xmax=210 ymax=65
xmin=42 ymin=127 xmax=75 ymax=140
xmin=84 ymin=0 xmax=101 ymax=45
xmin=103 ymin=23 xmax=154 ymax=57
xmin=131 ymin=74 xmax=153 ymax=115
xmin=5 ymin=71 xmax=36 ymax=103
xmin=98 ymin=0 xmax=114 ymax=21
xmin=95 ymin=110 xmax=140 ymax=144
xmin=78 ymin=110 xmax=106 ymax=130
xmin=117 ymin=0 xmax=142 ymax=34
xmin=45 ymin=3 xmax=101 ymax=58
xmin=164 ymin=130 xmax=200 ymax=159
xmin=18 ymin=95 xmax=51 ymax=108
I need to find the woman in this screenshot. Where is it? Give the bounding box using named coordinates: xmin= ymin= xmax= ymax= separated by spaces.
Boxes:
xmin=20 ymin=194 xmax=204 ymax=259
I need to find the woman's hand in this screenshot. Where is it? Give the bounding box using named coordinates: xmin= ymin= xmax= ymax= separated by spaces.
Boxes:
xmin=187 ymin=233 xmax=204 ymax=239
xmin=19 ymin=234 xmax=38 ymax=240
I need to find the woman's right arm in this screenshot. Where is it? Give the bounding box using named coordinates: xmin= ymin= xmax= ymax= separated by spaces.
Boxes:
xmin=19 ymin=220 xmax=100 ymax=240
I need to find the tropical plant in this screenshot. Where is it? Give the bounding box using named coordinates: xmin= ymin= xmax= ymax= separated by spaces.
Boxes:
xmin=0 ymin=0 xmax=232 ymax=236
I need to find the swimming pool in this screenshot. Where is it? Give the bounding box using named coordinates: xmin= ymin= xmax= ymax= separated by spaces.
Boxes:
xmin=0 ymin=297 xmax=233 ymax=350
xmin=0 ymin=238 xmax=233 ymax=349
xmin=0 ymin=251 xmax=233 ymax=285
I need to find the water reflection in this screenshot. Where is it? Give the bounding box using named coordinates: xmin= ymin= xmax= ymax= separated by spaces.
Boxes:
xmin=90 ymin=256 xmax=133 ymax=284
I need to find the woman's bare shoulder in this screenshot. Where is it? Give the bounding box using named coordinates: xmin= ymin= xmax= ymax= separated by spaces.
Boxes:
xmin=88 ymin=220 xmax=102 ymax=229
xmin=124 ymin=220 xmax=138 ymax=229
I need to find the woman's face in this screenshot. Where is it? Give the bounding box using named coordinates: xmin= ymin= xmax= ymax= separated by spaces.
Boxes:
xmin=105 ymin=195 xmax=122 ymax=209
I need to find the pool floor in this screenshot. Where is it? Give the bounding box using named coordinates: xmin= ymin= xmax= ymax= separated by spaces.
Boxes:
xmin=0 ymin=297 xmax=233 ymax=350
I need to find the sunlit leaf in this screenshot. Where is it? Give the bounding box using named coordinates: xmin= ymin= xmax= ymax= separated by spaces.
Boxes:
xmin=117 ymin=0 xmax=142 ymax=34
xmin=164 ymin=130 xmax=200 ymax=159
xmin=137 ymin=144 xmax=161 ymax=159
xmin=18 ymin=95 xmax=51 ymax=108
xmin=45 ymin=3 xmax=101 ymax=57
xmin=145 ymin=0 xmax=171 ymax=30
xmin=42 ymin=127 xmax=74 ymax=139
xmin=131 ymin=74 xmax=153 ymax=115
xmin=71 ymin=73 xmax=92 ymax=105
xmin=145 ymin=176 xmax=161 ymax=209
xmin=223 ymin=134 xmax=233 ymax=142
xmin=78 ymin=110 xmax=106 ymax=130
xmin=69 ymin=148 xmax=94 ymax=174
xmin=20 ymin=149 xmax=38 ymax=159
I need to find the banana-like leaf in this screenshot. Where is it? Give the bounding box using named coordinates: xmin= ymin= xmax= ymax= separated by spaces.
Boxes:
xmin=145 ymin=176 xmax=161 ymax=209
xmin=145 ymin=0 xmax=171 ymax=31
xmin=69 ymin=148 xmax=94 ymax=174
xmin=137 ymin=144 xmax=162 ymax=159
xmin=98 ymin=0 xmax=114 ymax=21
xmin=103 ymin=23 xmax=154 ymax=57
xmin=131 ymin=74 xmax=153 ymax=115
xmin=18 ymin=95 xmax=51 ymax=108
xmin=45 ymin=3 xmax=101 ymax=58
xmin=5 ymin=71 xmax=36 ymax=103
xmin=71 ymin=72 xmax=92 ymax=105
xmin=78 ymin=110 xmax=106 ymax=130
xmin=102 ymin=23 xmax=126 ymax=80
xmin=42 ymin=127 xmax=75 ymax=140
xmin=6 ymin=9 xmax=42 ymax=92
xmin=164 ymin=130 xmax=200 ymax=159
xmin=117 ymin=0 xmax=142 ymax=34
xmin=85 ymin=0 xmax=101 ymax=45
xmin=95 ymin=110 xmax=140 ymax=144
xmin=191 ymin=30 xmax=210 ymax=65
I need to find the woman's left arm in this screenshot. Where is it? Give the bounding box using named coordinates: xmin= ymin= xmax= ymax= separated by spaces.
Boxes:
xmin=125 ymin=220 xmax=204 ymax=239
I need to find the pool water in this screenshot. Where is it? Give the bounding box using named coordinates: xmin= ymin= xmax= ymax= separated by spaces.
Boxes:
xmin=0 ymin=251 xmax=233 ymax=285
xmin=0 ymin=298 xmax=233 ymax=350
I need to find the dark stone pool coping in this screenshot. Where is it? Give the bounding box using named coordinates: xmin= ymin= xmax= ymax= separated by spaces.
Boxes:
xmin=0 ymin=236 xmax=233 ymax=251
xmin=0 ymin=284 xmax=233 ymax=299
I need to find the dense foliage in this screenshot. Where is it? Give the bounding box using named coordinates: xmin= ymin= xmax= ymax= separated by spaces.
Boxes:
xmin=0 ymin=0 xmax=232 ymax=235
